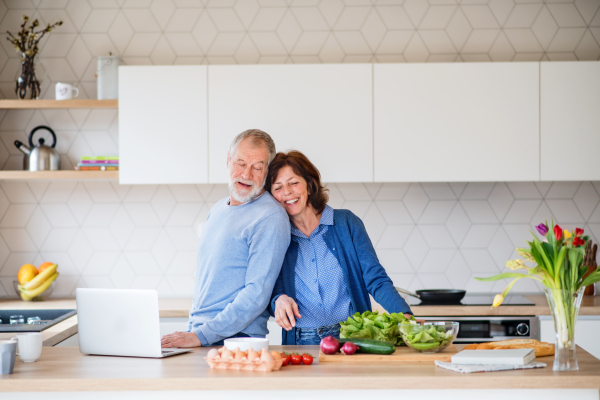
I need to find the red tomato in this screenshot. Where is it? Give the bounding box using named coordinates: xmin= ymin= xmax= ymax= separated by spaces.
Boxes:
xmin=291 ymin=353 xmax=302 ymax=365
xmin=281 ymin=352 xmax=291 ymax=366
xmin=302 ymin=353 xmax=314 ymax=365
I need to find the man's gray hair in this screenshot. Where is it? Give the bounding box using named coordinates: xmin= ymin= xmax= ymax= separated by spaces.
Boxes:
xmin=228 ymin=129 xmax=276 ymax=166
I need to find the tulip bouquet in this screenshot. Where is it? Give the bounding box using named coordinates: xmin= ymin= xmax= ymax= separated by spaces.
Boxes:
xmin=476 ymin=220 xmax=600 ymax=371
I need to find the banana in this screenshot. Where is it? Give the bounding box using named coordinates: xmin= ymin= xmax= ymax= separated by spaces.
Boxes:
xmin=20 ymin=272 xmax=59 ymax=301
xmin=20 ymin=264 xmax=58 ymax=291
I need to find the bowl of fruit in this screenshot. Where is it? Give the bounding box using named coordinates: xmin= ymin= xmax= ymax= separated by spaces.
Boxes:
xmin=399 ymin=321 xmax=459 ymax=353
xmin=15 ymin=262 xmax=59 ymax=301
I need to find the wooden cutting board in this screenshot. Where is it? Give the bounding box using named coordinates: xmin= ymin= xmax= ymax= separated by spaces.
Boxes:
xmin=319 ymin=344 xmax=458 ymax=363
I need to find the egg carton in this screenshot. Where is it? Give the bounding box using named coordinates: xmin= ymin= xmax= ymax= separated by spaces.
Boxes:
xmin=205 ymin=347 xmax=284 ymax=372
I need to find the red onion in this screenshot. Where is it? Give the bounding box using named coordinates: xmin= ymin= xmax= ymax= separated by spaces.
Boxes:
xmin=340 ymin=342 xmax=359 ymax=355
xmin=320 ymin=335 xmax=340 ymax=355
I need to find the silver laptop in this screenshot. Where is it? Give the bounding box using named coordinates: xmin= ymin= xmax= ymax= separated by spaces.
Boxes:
xmin=76 ymin=288 xmax=192 ymax=358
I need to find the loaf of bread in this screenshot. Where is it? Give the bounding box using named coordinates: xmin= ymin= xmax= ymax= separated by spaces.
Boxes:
xmin=462 ymin=339 xmax=555 ymax=357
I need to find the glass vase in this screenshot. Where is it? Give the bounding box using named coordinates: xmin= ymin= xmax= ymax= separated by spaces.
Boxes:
xmin=544 ymin=287 xmax=584 ymax=371
xmin=15 ymin=53 xmax=41 ymax=99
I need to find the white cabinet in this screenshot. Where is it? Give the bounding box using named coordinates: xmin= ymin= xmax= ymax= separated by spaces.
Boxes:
xmin=207 ymin=64 xmax=373 ymax=184
xmin=540 ymin=316 xmax=600 ymax=360
xmin=374 ymin=63 xmax=540 ymax=182
xmin=541 ymin=61 xmax=600 ymax=181
xmin=161 ymin=317 xmax=282 ymax=345
xmin=119 ymin=66 xmax=208 ymax=184
xmin=159 ymin=317 xmax=189 ymax=337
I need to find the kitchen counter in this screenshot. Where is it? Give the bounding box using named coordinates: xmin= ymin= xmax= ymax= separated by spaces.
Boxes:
xmin=1 ymin=296 xmax=599 ymax=348
xmin=1 ymin=345 xmax=599 ymax=392
xmin=0 ymin=295 xmax=598 ymax=319
xmin=4 ymin=294 xmax=599 ymax=318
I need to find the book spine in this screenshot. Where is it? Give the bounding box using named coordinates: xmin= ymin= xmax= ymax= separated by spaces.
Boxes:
xmin=74 ymin=166 xmax=119 ymax=171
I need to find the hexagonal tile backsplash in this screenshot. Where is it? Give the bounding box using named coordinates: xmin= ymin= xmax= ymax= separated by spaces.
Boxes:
xmin=1 ymin=180 xmax=600 ymax=298
xmin=0 ymin=0 xmax=600 ymax=298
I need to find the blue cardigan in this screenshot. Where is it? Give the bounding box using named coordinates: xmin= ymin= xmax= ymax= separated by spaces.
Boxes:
xmin=268 ymin=209 xmax=413 ymax=345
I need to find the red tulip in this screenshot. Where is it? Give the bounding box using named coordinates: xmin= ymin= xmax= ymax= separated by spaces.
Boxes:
xmin=574 ymin=228 xmax=584 ymax=237
xmin=573 ymin=237 xmax=585 ymax=247
xmin=554 ymin=225 xmax=563 ymax=241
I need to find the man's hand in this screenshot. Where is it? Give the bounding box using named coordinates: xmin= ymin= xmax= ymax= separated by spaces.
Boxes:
xmin=161 ymin=331 xmax=202 ymax=348
xmin=274 ymin=295 xmax=301 ymax=331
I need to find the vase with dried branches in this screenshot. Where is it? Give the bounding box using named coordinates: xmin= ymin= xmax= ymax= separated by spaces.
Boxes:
xmin=6 ymin=15 xmax=62 ymax=99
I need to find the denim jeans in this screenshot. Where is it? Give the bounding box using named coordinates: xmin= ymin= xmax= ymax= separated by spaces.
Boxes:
xmin=208 ymin=332 xmax=252 ymax=347
xmin=295 ymin=323 xmax=341 ymax=345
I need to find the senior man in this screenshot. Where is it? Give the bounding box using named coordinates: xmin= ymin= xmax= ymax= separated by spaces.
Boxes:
xmin=161 ymin=129 xmax=290 ymax=347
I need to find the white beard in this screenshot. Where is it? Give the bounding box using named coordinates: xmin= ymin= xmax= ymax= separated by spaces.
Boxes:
xmin=229 ymin=177 xmax=265 ymax=204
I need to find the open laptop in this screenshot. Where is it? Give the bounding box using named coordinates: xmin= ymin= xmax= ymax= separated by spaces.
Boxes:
xmin=76 ymin=288 xmax=192 ymax=358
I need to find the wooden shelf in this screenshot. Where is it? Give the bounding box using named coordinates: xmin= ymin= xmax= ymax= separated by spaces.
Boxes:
xmin=0 ymin=171 xmax=119 ymax=180
xmin=0 ymin=99 xmax=118 ymax=109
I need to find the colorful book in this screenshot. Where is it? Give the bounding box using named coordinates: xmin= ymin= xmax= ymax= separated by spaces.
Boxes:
xmin=80 ymin=160 xmax=119 ymax=164
xmin=74 ymin=166 xmax=119 ymax=171
xmin=81 ymin=156 xmax=119 ymax=161
xmin=77 ymin=162 xmax=119 ymax=167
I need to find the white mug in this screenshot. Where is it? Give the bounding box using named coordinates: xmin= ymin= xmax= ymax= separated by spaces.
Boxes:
xmin=55 ymin=82 xmax=79 ymax=100
xmin=11 ymin=332 xmax=42 ymax=362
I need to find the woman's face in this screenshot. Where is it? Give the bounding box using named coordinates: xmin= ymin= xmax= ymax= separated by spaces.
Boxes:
xmin=270 ymin=165 xmax=309 ymax=218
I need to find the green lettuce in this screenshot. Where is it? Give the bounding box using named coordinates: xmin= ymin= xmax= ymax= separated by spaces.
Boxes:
xmin=339 ymin=310 xmax=415 ymax=345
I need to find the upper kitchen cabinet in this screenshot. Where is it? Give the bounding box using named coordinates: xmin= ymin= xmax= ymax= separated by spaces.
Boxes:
xmin=541 ymin=61 xmax=600 ymax=181
xmin=374 ymin=63 xmax=540 ymax=182
xmin=207 ymin=64 xmax=373 ymax=183
xmin=119 ymin=66 xmax=208 ymax=184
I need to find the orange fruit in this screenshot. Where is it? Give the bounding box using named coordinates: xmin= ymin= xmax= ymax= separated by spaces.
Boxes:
xmin=18 ymin=264 xmax=38 ymax=284
xmin=38 ymin=262 xmax=55 ymax=274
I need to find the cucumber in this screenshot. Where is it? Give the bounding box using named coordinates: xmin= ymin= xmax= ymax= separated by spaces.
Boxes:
xmin=338 ymin=338 xmax=396 ymax=355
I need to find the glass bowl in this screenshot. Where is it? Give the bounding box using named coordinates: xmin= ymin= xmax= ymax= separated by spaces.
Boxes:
xmin=399 ymin=321 xmax=459 ymax=353
xmin=13 ymin=280 xmax=55 ymax=301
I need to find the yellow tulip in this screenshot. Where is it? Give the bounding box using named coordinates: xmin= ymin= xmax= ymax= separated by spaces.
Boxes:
xmin=492 ymin=294 xmax=504 ymax=307
xmin=506 ymin=259 xmax=526 ymax=270
xmin=564 ymin=230 xmax=572 ymax=239
xmin=516 ymin=248 xmax=535 ymax=262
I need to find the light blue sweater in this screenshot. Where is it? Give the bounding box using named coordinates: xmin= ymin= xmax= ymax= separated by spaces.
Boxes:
xmin=187 ymin=192 xmax=290 ymax=346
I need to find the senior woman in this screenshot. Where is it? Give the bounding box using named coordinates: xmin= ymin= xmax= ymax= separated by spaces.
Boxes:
xmin=266 ymin=150 xmax=413 ymax=345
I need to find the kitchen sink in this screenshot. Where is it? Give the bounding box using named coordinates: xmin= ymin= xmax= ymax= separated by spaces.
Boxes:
xmin=0 ymin=309 xmax=76 ymax=332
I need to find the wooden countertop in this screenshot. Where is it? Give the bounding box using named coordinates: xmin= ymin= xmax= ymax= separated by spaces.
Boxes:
xmin=1 ymin=345 xmax=599 ymax=391
xmin=404 ymin=295 xmax=600 ymax=316
xmin=4 ymin=294 xmax=598 ymax=318
xmin=1 ymin=296 xmax=599 ymax=347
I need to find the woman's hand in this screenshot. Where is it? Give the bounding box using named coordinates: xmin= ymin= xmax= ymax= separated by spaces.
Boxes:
xmin=274 ymin=295 xmax=302 ymax=331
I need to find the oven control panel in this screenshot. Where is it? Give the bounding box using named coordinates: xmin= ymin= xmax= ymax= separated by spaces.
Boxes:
xmin=422 ymin=316 xmax=540 ymax=343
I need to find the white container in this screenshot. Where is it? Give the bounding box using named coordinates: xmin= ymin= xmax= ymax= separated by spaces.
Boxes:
xmin=97 ymin=55 xmax=120 ymax=99
xmin=223 ymin=337 xmax=269 ymax=352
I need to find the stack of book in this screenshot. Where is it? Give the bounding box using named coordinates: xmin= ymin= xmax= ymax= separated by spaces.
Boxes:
xmin=74 ymin=156 xmax=119 ymax=171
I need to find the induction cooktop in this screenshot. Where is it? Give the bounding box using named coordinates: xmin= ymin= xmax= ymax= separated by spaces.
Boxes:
xmin=405 ymin=294 xmax=535 ymax=306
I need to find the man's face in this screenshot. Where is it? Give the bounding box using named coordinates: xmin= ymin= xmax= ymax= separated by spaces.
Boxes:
xmin=227 ymin=138 xmax=270 ymax=205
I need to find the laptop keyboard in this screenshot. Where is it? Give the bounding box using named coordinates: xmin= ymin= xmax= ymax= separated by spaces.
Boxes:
xmin=162 ymin=350 xmax=173 ymax=354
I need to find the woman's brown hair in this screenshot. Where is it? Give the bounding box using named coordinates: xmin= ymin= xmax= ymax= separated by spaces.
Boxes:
xmin=265 ymin=150 xmax=329 ymax=214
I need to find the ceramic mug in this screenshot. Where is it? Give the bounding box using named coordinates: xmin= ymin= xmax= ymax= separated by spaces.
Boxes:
xmin=11 ymin=332 xmax=42 ymax=362
xmin=55 ymin=82 xmax=79 ymax=100
xmin=0 ymin=340 xmax=17 ymax=374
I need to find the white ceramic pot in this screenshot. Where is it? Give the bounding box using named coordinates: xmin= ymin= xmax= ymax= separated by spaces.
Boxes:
xmin=223 ymin=337 xmax=269 ymax=352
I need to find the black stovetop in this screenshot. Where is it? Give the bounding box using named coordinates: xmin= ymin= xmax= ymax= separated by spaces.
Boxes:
xmin=406 ymin=294 xmax=535 ymax=306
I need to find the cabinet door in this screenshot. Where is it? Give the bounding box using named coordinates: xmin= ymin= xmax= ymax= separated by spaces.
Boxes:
xmin=541 ymin=61 xmax=600 ymax=181
xmin=374 ymin=63 xmax=540 ymax=182
xmin=208 ymin=64 xmax=373 ymax=183
xmin=119 ymin=66 xmax=208 ymax=184
xmin=540 ymin=317 xmax=600 ymax=360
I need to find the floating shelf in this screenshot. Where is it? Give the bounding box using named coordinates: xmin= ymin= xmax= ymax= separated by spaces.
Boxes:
xmin=0 ymin=171 xmax=119 ymax=180
xmin=0 ymin=99 xmax=118 ymax=109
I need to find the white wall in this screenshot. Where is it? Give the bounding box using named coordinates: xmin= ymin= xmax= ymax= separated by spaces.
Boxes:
xmin=1 ymin=180 xmax=600 ymax=298
xmin=0 ymin=0 xmax=599 ymax=298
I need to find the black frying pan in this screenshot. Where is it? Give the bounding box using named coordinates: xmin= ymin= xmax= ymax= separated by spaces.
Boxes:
xmin=395 ymin=287 xmax=466 ymax=305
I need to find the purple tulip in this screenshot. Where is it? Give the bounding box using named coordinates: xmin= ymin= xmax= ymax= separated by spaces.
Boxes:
xmin=535 ymin=223 xmax=549 ymax=236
